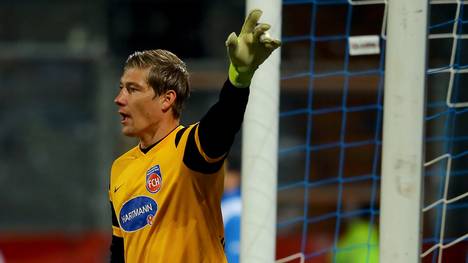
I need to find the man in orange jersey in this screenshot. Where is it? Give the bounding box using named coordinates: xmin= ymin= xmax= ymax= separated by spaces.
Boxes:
xmin=109 ymin=9 xmax=280 ymax=262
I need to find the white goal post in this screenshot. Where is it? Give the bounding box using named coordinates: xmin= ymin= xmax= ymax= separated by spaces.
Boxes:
xmin=380 ymin=0 xmax=428 ymax=263
xmin=241 ymin=0 xmax=282 ymax=262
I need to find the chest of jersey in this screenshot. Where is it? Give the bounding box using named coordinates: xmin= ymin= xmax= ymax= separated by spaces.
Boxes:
xmin=109 ymin=125 xmax=227 ymax=262
xmin=112 ymin=141 xmax=183 ymax=233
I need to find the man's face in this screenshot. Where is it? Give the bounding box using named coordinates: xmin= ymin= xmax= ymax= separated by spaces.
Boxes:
xmin=115 ymin=67 xmax=163 ymax=137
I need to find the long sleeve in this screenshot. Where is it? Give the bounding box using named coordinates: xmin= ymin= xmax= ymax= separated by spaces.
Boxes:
xmin=110 ymin=235 xmax=124 ymax=263
xmin=198 ymin=79 xmax=249 ymax=158
xmin=109 ymin=199 xmax=124 ymax=262
xmin=180 ymin=79 xmax=249 ymax=173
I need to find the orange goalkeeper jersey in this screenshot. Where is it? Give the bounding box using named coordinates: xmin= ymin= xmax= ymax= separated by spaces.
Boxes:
xmin=109 ymin=124 xmax=227 ymax=263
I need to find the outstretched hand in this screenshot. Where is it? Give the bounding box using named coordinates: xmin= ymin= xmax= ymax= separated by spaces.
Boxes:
xmin=226 ymin=9 xmax=281 ymax=88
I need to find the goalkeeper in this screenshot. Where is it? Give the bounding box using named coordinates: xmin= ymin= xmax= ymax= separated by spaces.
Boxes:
xmin=109 ymin=9 xmax=280 ymax=263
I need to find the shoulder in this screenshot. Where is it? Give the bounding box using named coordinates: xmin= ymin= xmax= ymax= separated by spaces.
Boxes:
xmin=174 ymin=124 xmax=195 ymax=148
xmin=111 ymin=146 xmax=140 ymax=174
xmin=113 ymin=145 xmax=140 ymax=163
xmin=180 ymin=123 xmax=226 ymax=174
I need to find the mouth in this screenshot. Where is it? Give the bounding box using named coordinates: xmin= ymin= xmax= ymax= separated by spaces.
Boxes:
xmin=119 ymin=111 xmax=131 ymax=124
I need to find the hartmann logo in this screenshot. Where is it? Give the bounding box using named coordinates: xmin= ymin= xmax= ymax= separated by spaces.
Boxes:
xmin=119 ymin=196 xmax=157 ymax=232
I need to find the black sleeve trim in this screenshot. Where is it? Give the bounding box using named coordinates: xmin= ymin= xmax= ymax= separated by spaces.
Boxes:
xmin=183 ymin=125 xmax=225 ymax=174
xmin=175 ymin=127 xmax=188 ymax=148
xmin=198 ymin=79 xmax=249 ymax=158
xmin=110 ymin=235 xmax=125 ymax=263
xmin=110 ymin=201 xmax=119 ymax=227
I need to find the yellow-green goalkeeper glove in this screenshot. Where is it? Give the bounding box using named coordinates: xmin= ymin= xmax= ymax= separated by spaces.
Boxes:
xmin=226 ymin=9 xmax=282 ymax=88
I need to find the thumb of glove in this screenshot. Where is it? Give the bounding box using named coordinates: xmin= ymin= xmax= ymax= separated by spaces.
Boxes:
xmin=226 ymin=32 xmax=238 ymax=57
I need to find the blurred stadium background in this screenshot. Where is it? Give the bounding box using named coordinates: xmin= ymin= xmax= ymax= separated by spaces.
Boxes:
xmin=0 ymin=0 xmax=467 ymax=262
xmin=0 ymin=0 xmax=245 ymax=262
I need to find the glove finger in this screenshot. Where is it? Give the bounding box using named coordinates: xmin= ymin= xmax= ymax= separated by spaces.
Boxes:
xmin=241 ymin=9 xmax=263 ymax=34
xmin=260 ymin=34 xmax=273 ymax=44
xmin=260 ymin=37 xmax=272 ymax=45
xmin=264 ymin=39 xmax=281 ymax=51
xmin=254 ymin=23 xmax=271 ymax=40
xmin=271 ymin=39 xmax=282 ymax=48
xmin=226 ymin=32 xmax=238 ymax=48
xmin=226 ymin=32 xmax=239 ymax=59
xmin=264 ymin=42 xmax=275 ymax=50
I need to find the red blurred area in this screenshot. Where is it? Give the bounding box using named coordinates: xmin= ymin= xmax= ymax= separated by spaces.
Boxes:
xmin=0 ymin=232 xmax=110 ymax=263
xmin=277 ymin=232 xmax=332 ymax=263
xmin=1 ymin=231 xmax=466 ymax=262
xmin=421 ymin=241 xmax=468 ymax=263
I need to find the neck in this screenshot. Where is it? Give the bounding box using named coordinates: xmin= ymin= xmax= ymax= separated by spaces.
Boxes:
xmin=139 ymin=118 xmax=180 ymax=149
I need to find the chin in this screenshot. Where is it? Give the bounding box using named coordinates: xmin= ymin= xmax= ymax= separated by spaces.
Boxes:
xmin=121 ymin=127 xmax=137 ymax=137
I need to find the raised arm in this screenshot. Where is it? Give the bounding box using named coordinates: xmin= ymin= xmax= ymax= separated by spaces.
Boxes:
xmin=195 ymin=9 xmax=281 ymax=161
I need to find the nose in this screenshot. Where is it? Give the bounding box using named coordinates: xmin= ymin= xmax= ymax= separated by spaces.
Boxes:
xmin=114 ymin=89 xmax=127 ymax=106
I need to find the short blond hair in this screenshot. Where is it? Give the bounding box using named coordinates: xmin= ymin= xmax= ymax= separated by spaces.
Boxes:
xmin=124 ymin=49 xmax=190 ymax=118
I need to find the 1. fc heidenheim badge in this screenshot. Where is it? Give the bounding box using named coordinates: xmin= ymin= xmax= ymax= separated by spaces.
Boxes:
xmin=146 ymin=165 xmax=162 ymax=194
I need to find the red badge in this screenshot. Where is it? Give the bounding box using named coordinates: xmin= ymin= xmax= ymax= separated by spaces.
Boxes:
xmin=147 ymin=215 xmax=154 ymax=225
xmin=146 ymin=165 xmax=162 ymax=194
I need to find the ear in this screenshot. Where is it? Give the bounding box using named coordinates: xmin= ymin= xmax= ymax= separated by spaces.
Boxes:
xmin=160 ymin=90 xmax=177 ymax=113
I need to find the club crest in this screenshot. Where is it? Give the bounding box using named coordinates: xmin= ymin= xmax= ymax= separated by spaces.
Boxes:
xmin=146 ymin=165 xmax=162 ymax=194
